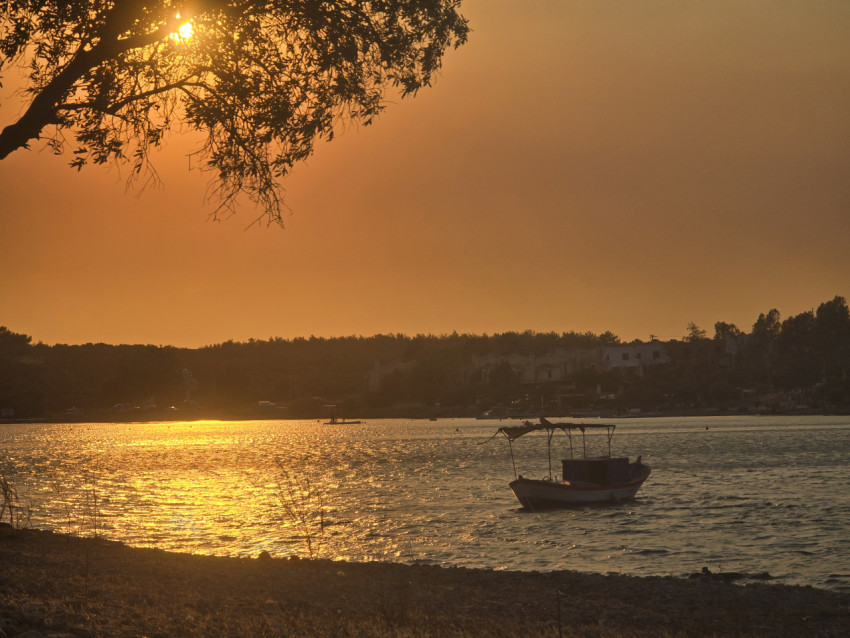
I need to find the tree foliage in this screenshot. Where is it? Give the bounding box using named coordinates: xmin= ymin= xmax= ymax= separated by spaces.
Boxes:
xmin=713 ymin=321 xmax=741 ymax=340
xmin=685 ymin=322 xmax=707 ymax=342
xmin=0 ymin=0 xmax=468 ymax=223
xmin=3 ymin=298 xmax=850 ymax=418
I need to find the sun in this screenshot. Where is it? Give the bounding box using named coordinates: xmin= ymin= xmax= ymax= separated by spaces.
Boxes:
xmin=169 ymin=13 xmax=194 ymax=42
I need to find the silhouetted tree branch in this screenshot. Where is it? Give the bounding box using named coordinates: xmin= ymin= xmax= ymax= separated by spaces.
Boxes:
xmin=0 ymin=0 xmax=468 ymax=224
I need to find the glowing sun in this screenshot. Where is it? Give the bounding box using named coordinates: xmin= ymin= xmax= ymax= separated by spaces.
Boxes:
xmin=169 ymin=14 xmax=194 ymax=41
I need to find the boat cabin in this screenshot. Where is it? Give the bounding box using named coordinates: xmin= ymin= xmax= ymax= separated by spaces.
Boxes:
xmin=562 ymin=456 xmax=630 ymax=485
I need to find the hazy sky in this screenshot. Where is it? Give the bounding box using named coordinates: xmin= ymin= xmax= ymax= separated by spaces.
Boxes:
xmin=2 ymin=1 xmax=849 ymax=347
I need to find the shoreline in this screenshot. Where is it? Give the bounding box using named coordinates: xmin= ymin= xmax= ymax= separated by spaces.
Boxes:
xmin=2 ymin=528 xmax=848 ymax=637
xmin=3 ymin=408 xmax=848 ymax=426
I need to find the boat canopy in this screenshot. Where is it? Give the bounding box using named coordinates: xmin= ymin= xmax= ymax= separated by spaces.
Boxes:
xmin=495 ymin=418 xmax=616 ymax=441
xmin=488 ymin=417 xmax=619 ymax=480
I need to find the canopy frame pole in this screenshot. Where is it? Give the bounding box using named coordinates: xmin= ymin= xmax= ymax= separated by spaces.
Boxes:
xmin=507 ymin=436 xmax=518 ymax=480
xmin=547 ymin=427 xmax=555 ymax=480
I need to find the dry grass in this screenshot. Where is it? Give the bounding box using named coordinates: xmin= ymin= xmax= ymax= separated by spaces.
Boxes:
xmin=1 ymin=527 xmax=848 ymax=637
xmin=0 ymin=466 xmax=31 ymax=530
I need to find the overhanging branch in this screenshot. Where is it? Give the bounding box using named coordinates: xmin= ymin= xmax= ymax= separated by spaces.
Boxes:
xmin=0 ymin=9 xmax=177 ymax=160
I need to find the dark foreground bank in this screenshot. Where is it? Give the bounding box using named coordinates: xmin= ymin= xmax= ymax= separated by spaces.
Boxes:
xmin=1 ymin=528 xmax=848 ymax=637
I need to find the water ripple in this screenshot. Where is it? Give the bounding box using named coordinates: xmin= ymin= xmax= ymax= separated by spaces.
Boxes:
xmin=1 ymin=416 xmax=849 ymax=591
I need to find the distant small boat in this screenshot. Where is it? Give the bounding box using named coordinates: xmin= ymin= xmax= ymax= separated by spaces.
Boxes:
xmin=476 ymin=408 xmax=511 ymax=420
xmin=324 ymin=416 xmax=362 ymax=425
xmin=490 ymin=417 xmax=650 ymax=509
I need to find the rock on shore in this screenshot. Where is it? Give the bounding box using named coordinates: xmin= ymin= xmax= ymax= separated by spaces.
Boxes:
xmin=1 ymin=527 xmax=848 ymax=637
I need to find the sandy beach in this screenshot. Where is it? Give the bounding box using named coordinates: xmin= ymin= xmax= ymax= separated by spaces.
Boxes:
xmin=1 ymin=527 xmax=848 ymax=637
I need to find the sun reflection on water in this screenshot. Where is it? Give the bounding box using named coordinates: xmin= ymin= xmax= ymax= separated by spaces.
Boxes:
xmin=2 ymin=417 xmax=850 ymax=590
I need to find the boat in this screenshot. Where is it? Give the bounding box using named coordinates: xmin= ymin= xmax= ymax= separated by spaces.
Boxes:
xmin=322 ymin=404 xmax=362 ymax=425
xmin=491 ymin=417 xmax=650 ymax=509
xmin=323 ymin=416 xmax=362 ymax=425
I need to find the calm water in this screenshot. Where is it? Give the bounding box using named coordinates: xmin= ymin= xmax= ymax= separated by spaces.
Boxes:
xmin=2 ymin=416 xmax=849 ymax=592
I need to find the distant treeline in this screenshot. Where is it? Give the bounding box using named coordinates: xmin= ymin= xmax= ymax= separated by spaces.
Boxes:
xmin=1 ymin=295 xmax=849 ymax=419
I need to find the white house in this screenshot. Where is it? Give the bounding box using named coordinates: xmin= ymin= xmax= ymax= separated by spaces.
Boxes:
xmin=602 ymin=341 xmax=670 ymax=376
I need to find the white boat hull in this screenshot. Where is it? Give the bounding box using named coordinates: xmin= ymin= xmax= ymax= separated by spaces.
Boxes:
xmin=509 ymin=464 xmax=650 ymax=509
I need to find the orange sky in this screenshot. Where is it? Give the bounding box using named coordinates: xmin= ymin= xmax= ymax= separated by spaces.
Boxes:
xmin=2 ymin=1 xmax=849 ymax=348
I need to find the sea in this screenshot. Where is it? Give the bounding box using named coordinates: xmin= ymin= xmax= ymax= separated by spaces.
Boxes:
xmin=1 ymin=415 xmax=848 ymax=592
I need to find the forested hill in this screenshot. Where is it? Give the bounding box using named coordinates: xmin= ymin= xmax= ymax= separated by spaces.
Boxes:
xmin=2 ymin=296 xmax=849 ymax=420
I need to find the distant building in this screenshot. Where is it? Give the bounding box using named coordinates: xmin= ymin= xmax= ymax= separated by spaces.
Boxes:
xmin=367 ymin=359 xmax=415 ymax=393
xmin=715 ymin=333 xmax=746 ymax=367
xmin=665 ymin=334 xmax=747 ymax=368
xmin=602 ymin=341 xmax=670 ymax=377
xmin=468 ymin=348 xmax=600 ymax=384
xmin=367 ymin=348 xmax=602 ymax=393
